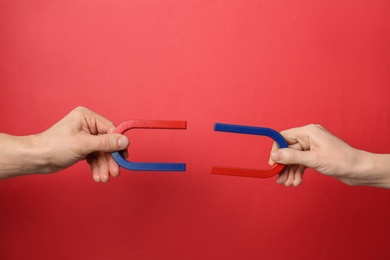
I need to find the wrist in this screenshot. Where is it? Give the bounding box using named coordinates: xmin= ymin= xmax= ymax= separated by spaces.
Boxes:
xmin=0 ymin=134 xmax=50 ymax=179
xmin=15 ymin=134 xmax=50 ymax=175
xmin=26 ymin=134 xmax=53 ymax=174
xmin=353 ymin=150 xmax=390 ymax=188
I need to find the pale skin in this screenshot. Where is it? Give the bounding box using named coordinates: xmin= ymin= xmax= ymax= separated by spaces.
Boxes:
xmin=2 ymin=111 xmax=390 ymax=188
xmin=270 ymin=124 xmax=390 ymax=189
xmin=0 ymin=106 xmax=129 ymax=183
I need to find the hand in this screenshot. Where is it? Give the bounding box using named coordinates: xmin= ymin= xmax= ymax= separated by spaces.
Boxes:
xmin=37 ymin=106 xmax=129 ymax=183
xmin=269 ymin=124 xmax=361 ymax=187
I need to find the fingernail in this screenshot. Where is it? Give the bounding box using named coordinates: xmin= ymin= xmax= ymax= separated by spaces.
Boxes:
xmin=93 ymin=175 xmax=100 ymax=182
xmin=268 ymin=157 xmax=275 ymax=166
xmin=118 ymin=136 xmax=129 ymax=149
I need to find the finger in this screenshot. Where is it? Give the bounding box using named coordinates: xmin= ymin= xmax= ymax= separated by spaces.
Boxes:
xmin=284 ymin=165 xmax=297 ymax=187
xmin=279 ymin=128 xmax=301 ymax=144
xmin=106 ymin=152 xmax=120 ymax=178
xmin=122 ymin=149 xmax=129 ymax=159
xmin=268 ymin=142 xmax=280 ymax=165
xmin=279 ymin=126 xmax=317 ymax=150
xmin=292 ymin=165 xmax=306 ymax=187
xmin=271 ymin=148 xmax=316 ymax=168
xmin=269 ymin=142 xmax=303 ymax=166
xmin=87 ymin=154 xmax=101 ymax=182
xmin=288 ymin=142 xmax=304 ymax=151
xmin=80 ymin=107 xmax=116 ymax=135
xmin=96 ymin=152 xmax=109 ymax=183
xmin=276 ymin=167 xmax=290 ymax=184
xmin=80 ymin=134 xmax=129 ymax=155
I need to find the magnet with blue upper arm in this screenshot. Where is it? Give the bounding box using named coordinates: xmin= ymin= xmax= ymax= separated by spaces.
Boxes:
xmin=210 ymin=123 xmax=287 ymax=178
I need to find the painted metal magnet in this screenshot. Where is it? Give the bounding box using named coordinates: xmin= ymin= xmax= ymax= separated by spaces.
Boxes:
xmin=111 ymin=120 xmax=186 ymax=171
xmin=210 ymin=123 xmax=288 ymax=178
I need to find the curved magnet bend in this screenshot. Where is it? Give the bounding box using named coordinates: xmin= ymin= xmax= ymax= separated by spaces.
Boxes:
xmin=210 ymin=123 xmax=288 ymax=178
xmin=111 ymin=120 xmax=186 ymax=171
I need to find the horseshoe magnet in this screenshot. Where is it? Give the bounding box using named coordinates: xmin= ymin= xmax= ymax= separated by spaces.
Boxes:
xmin=210 ymin=123 xmax=287 ymax=178
xmin=111 ymin=120 xmax=186 ymax=171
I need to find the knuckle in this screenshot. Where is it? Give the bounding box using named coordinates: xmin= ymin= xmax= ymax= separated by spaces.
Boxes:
xmin=285 ymin=150 xmax=297 ymax=164
xmin=309 ymin=153 xmax=322 ymax=169
xmin=74 ymin=106 xmax=87 ymax=114
xmin=99 ymin=136 xmax=112 ymax=151
xmin=307 ymin=124 xmax=319 ymax=132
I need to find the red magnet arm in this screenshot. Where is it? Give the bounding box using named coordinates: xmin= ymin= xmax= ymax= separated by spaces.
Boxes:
xmin=113 ymin=120 xmax=186 ymax=134
xmin=210 ymin=164 xmax=285 ymax=178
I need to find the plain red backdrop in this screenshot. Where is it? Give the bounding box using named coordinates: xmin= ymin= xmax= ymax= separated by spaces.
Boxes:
xmin=1 ymin=0 xmax=390 ymax=259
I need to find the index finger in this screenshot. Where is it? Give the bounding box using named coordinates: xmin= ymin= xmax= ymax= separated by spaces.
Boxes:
xmin=82 ymin=108 xmax=116 ymax=135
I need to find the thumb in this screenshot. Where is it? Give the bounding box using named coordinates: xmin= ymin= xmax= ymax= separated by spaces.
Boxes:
xmin=83 ymin=134 xmax=129 ymax=154
xmin=271 ymin=148 xmax=314 ymax=168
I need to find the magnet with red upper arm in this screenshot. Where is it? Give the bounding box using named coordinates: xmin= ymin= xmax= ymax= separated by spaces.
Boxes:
xmin=111 ymin=120 xmax=187 ymax=171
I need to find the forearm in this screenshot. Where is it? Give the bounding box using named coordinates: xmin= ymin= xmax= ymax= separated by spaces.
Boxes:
xmin=0 ymin=133 xmax=48 ymax=179
xmin=352 ymin=150 xmax=390 ymax=188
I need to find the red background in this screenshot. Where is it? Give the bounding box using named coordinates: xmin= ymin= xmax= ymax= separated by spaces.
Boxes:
xmin=1 ymin=0 xmax=390 ymax=259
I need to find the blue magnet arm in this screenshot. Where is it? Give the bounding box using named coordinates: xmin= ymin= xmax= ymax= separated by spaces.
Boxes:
xmin=111 ymin=151 xmax=186 ymax=171
xmin=110 ymin=120 xmax=187 ymax=172
xmin=214 ymin=123 xmax=288 ymax=148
